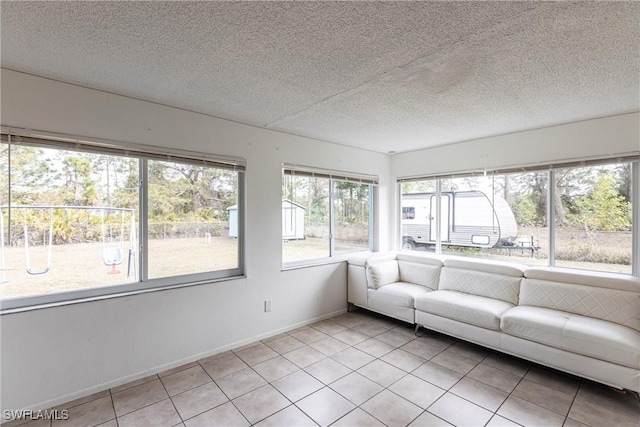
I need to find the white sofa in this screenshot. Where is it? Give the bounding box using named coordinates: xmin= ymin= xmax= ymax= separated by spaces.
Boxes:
xmin=347 ymin=252 xmax=640 ymax=393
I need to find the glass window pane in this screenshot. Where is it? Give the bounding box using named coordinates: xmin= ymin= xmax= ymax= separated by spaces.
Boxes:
xmin=440 ymin=174 xmax=548 ymax=266
xmin=554 ymin=163 xmax=632 ymax=274
xmin=400 ymin=179 xmax=437 ymax=251
xmin=333 ymin=182 xmax=371 ymax=255
xmin=147 ymin=160 xmax=238 ymax=279
xmin=282 ymin=174 xmax=329 ymax=262
xmin=1 ymin=144 xmax=139 ymax=299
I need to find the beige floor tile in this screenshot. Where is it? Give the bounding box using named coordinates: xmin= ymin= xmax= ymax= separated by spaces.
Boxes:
xmin=431 ymin=350 xmax=479 ymax=375
xmin=467 ymin=363 xmax=521 ymax=393
xmin=330 ymin=372 xmax=383 ymax=405
xmin=562 ymin=418 xmax=588 ymax=427
xmin=357 ymin=359 xmax=406 ymax=387
xmin=389 ymin=374 xmax=446 ymax=409
xmin=232 ymin=385 xmax=290 ymax=424
xmin=447 ymin=341 xmax=490 ymax=362
xmin=512 ymin=379 xmax=574 ymax=416
xmin=262 ymin=332 xmax=289 ymax=343
xmin=215 ymin=367 xmax=267 ymax=400
xmin=288 ymin=327 xmax=330 ymax=344
xmin=331 ymin=312 xmax=371 ymax=329
xmin=235 ymin=343 xmax=279 ymax=366
xmin=412 ymin=361 xmax=463 ymax=390
xmin=95 ymin=420 xmax=118 ymax=427
xmin=486 ymin=415 xmax=523 ymax=426
xmin=401 ymin=340 xmax=444 ymax=360
xmin=450 ymin=377 xmax=508 ymax=412
xmin=110 ymin=374 xmax=159 ymax=394
xmin=354 ymin=337 xmax=396 ymax=358
xmin=497 ymin=395 xmax=565 ymax=427
xmin=310 ymin=320 xmax=348 ymax=335
xmin=233 ymin=341 xmax=263 ymax=352
xmin=200 ymin=353 xmax=248 ymax=380
xmin=428 ymin=393 xmax=493 ymax=427
xmin=305 ymin=357 xmax=352 ymax=384
xmin=254 ymin=405 xmax=316 ymax=426
xmin=159 ymin=362 xmax=199 ymax=378
xmin=524 ymin=366 xmax=581 ymax=396
xmin=117 ymin=399 xmax=180 ymax=427
xmin=331 ymin=347 xmax=375 ymax=370
xmin=381 ymin=348 xmax=426 ymax=372
xmin=184 ymin=401 xmax=249 ymax=427
xmin=112 ymin=379 xmax=168 ymax=417
xmin=415 ymin=332 xmax=455 ymax=350
xmin=296 ymin=387 xmax=356 ymax=427
xmin=352 ymin=321 xmax=392 ymax=337
xmin=282 ymin=345 xmax=326 ymax=368
xmin=161 ymin=365 xmax=212 ymax=396
xmin=574 ymin=381 xmax=639 ymax=419
xmin=53 ymin=390 xmax=110 ymax=410
xmin=408 ymin=411 xmax=454 ymax=426
xmin=52 ymin=395 xmax=115 ymax=427
xmin=332 ymin=408 xmax=385 ymax=426
xmin=264 ymin=335 xmax=305 ymax=354
xmin=482 ymin=353 xmax=530 ymax=378
xmin=333 ymin=329 xmax=369 ymax=346
xmin=197 ymin=350 xmax=233 ymax=365
xmin=252 ymin=356 xmax=299 ymax=382
xmin=171 ymin=381 xmax=228 ymax=421
xmin=309 ymin=337 xmax=350 ymax=356
xmin=361 ymin=389 xmax=423 ymax=427
xmin=568 ymin=396 xmax=639 ymax=427
xmin=375 ymin=330 xmax=415 ymax=347
xmin=272 ymin=370 xmax=324 ymax=402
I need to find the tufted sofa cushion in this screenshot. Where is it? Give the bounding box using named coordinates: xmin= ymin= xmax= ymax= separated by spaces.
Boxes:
xmin=438 ymin=259 xmax=525 ymax=305
xmin=398 ymin=261 xmax=442 ymax=291
xmin=501 ymin=306 xmax=640 ymax=369
xmin=520 ymin=268 xmax=640 ymax=332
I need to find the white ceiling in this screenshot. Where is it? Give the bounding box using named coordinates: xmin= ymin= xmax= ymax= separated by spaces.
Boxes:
xmin=1 ymin=1 xmax=638 ymax=154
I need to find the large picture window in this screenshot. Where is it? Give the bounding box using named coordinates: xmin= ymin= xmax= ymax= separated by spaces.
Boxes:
xmin=282 ymin=166 xmax=376 ymax=265
xmin=1 ymin=131 xmax=244 ymax=310
xmin=399 ymin=157 xmax=638 ymax=275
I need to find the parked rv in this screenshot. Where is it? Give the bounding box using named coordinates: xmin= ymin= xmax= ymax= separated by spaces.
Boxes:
xmin=401 ymin=191 xmax=518 ymax=250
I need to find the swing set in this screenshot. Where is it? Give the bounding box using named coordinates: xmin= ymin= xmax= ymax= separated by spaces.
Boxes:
xmin=0 ymin=206 xmax=137 ymax=281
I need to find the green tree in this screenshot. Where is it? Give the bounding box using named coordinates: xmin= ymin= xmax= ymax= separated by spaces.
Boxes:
xmin=573 ymin=171 xmax=631 ymax=231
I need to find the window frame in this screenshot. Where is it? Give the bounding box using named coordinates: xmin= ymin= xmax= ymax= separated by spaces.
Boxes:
xmin=1 ymin=128 xmax=246 ymax=312
xmin=397 ymin=156 xmax=640 ymax=277
xmin=282 ymin=165 xmax=377 ymax=268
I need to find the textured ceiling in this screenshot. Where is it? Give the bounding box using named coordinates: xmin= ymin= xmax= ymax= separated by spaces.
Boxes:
xmin=1 ymin=1 xmax=638 ymax=153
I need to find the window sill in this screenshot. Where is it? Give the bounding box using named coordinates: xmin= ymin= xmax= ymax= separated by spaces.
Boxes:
xmin=282 ymin=250 xmax=373 ymax=271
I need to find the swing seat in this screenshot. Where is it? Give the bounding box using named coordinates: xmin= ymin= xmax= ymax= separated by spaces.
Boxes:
xmin=102 ymin=247 xmax=123 ymax=266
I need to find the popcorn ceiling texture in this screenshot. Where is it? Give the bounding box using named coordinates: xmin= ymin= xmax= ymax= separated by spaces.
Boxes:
xmin=1 ymin=1 xmax=638 ymax=153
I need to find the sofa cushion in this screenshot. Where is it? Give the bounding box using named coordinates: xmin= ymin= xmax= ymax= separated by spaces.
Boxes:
xmin=501 ymin=306 xmax=640 ymax=369
xmin=439 ymin=267 xmax=523 ymax=305
xmin=415 ymin=290 xmax=514 ymax=331
xmin=368 ymin=282 xmax=432 ymax=309
xmin=366 ymin=260 xmax=399 ymax=289
xmin=398 ymin=261 xmax=441 ymax=291
xmin=520 ymin=277 xmax=640 ymax=332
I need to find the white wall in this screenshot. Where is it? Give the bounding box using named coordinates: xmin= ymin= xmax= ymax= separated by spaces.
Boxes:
xmin=0 ymin=69 xmax=392 ymax=411
xmin=390 ymin=113 xmax=640 ymax=248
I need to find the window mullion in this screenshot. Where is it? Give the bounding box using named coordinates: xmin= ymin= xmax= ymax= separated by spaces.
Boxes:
xmin=633 ymin=162 xmax=639 ymax=276
xmin=139 ymin=158 xmax=149 ymax=282
xmin=329 ymin=180 xmax=335 ymax=257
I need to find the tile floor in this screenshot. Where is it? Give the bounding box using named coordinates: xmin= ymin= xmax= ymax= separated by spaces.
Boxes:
xmin=7 ymin=310 xmax=640 ymax=427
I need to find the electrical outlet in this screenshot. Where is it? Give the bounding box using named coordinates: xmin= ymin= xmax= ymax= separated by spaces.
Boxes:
xmin=264 ymin=300 xmax=272 ymax=312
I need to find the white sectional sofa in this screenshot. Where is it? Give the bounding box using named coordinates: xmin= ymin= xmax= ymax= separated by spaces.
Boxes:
xmin=347 ymin=252 xmax=640 ymax=393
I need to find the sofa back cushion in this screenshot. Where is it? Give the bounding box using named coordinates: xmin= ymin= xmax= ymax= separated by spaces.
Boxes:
xmin=398 ymin=261 xmax=441 ymax=291
xmin=521 ymin=267 xmax=640 ymax=332
xmin=366 ymin=260 xmax=399 ymax=289
xmin=439 ymin=259 xmax=525 ymax=305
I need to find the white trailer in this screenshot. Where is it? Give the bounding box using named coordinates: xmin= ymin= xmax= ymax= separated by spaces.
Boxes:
xmin=401 ymin=191 xmax=517 ymax=250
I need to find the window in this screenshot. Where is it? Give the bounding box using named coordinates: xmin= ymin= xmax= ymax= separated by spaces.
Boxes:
xmin=399 ymin=157 xmax=638 ymax=275
xmin=1 ymin=131 xmax=244 ymax=310
xmin=282 ymin=165 xmax=376 ymax=265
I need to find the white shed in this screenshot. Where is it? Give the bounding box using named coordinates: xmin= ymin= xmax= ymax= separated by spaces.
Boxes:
xmin=227 ymin=200 xmax=305 ymax=240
